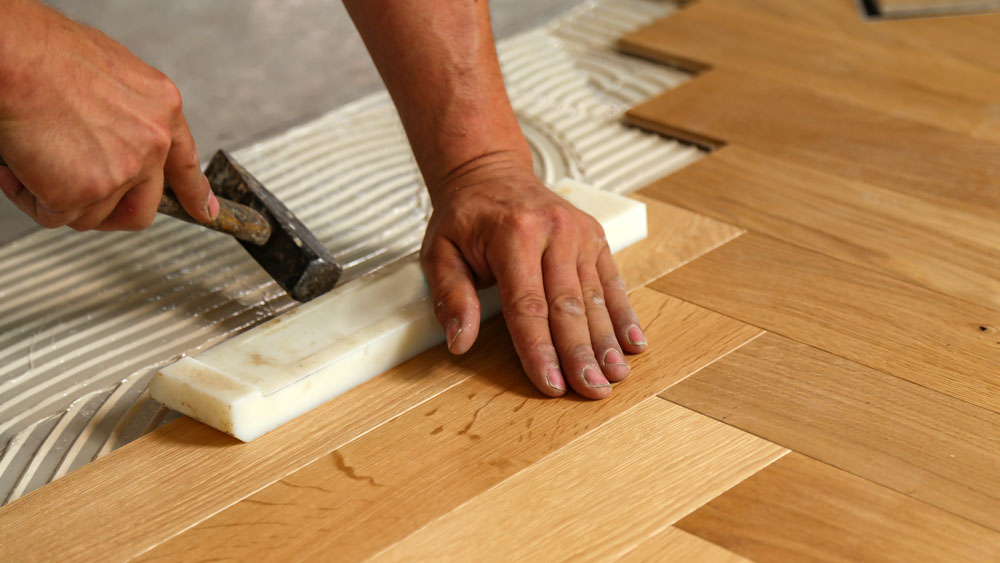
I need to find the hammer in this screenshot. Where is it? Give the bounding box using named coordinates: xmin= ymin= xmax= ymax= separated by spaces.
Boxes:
xmin=1 ymin=150 xmax=342 ymax=302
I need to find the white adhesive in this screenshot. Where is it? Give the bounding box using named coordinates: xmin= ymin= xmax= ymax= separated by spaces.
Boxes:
xmin=151 ymin=180 xmax=647 ymax=441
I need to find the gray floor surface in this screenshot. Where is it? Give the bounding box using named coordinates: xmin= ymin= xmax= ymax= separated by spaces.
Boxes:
xmin=0 ymin=0 xmax=582 ymax=243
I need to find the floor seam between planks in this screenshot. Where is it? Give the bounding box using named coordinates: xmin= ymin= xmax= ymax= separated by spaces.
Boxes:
xmin=362 ymin=331 xmax=771 ymax=562
xmin=638 ymin=173 xmax=1000 ymax=314
xmin=129 ymin=372 xmax=478 ymax=560
xmin=602 ymin=394 xmax=791 ymax=562
xmin=644 ymin=243 xmax=999 ymax=415
xmin=658 ymin=390 xmax=1000 ymax=534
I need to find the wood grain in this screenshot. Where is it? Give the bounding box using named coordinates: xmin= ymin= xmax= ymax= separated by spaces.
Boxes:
xmin=138 ymin=289 xmax=764 ymax=562
xmin=650 ymin=233 xmax=1000 ymax=413
xmin=877 ymin=0 xmax=1000 ymax=16
xmin=0 ymin=196 xmax=737 ymax=561
xmin=663 ymin=332 xmax=1000 ymax=530
xmin=370 ymin=399 xmax=787 ymax=562
xmin=677 ymin=453 xmax=1000 ymax=562
xmin=618 ymin=1 xmax=1000 ymax=142
xmin=617 ymin=527 xmax=750 ymax=563
xmin=639 ymin=145 xmax=1000 ymax=310
xmin=625 ymin=69 xmax=1000 ymax=221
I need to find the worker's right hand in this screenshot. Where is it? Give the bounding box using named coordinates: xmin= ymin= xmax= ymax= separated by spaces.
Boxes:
xmin=0 ymin=0 xmax=218 ymax=231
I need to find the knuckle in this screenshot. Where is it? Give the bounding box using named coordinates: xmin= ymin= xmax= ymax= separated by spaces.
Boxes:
xmin=582 ymin=288 xmax=605 ymax=308
xmin=157 ymin=74 xmax=184 ymax=112
xmin=506 ymin=291 xmax=549 ymax=320
xmin=546 ymin=206 xmax=575 ymax=230
xmin=549 ymin=292 xmax=585 ymax=317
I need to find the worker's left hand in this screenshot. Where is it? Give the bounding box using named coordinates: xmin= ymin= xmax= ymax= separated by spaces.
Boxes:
xmin=421 ymin=153 xmax=647 ymax=399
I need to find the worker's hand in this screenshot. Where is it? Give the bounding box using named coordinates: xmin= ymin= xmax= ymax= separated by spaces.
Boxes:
xmin=421 ymin=154 xmax=647 ymax=399
xmin=0 ymin=0 xmax=217 ymax=231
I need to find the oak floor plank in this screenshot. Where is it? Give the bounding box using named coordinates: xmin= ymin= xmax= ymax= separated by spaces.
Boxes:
xmin=663 ymin=332 xmax=1000 ymax=531
xmin=138 ymin=288 xmax=764 ymax=562
xmin=617 ymin=527 xmax=750 ymax=563
xmin=677 ymin=453 xmax=1000 ymax=563
xmin=0 ymin=196 xmax=735 ymax=562
xmin=625 ymin=69 xmax=1000 ymax=220
xmin=639 ymin=145 xmax=1000 ymax=310
xmin=649 ymin=233 xmax=1000 ymax=413
xmin=619 ymin=194 xmax=743 ymax=290
xmin=618 ymin=1 xmax=1000 ymax=142
xmin=369 ymin=399 xmax=787 ymax=563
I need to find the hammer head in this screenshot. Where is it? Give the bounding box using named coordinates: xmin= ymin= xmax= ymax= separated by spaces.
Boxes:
xmin=205 ymin=150 xmax=341 ymax=302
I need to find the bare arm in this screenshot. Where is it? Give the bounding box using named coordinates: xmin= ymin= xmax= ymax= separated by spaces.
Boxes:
xmin=345 ymin=0 xmax=647 ymax=399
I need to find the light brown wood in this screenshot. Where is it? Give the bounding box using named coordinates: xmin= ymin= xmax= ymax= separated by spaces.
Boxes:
xmin=0 ymin=196 xmax=737 ymax=561
xmin=618 ymin=194 xmax=743 ymax=290
xmin=663 ymin=332 xmax=1000 ymax=531
xmin=650 ymin=233 xmax=1000 ymax=413
xmin=625 ymin=69 xmax=1000 ymax=221
xmin=618 ymin=1 xmax=1000 ymax=143
xmin=617 ymin=527 xmax=750 ymax=563
xmin=138 ymin=288 xmax=764 ymax=561
xmin=639 ymin=145 xmax=1000 ymax=310
xmin=677 ymin=453 xmax=1000 ymax=562
xmin=369 ymin=398 xmax=787 ymax=562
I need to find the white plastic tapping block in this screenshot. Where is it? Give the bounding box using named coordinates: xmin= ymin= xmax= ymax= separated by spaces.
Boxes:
xmin=150 ymin=179 xmax=647 ymax=441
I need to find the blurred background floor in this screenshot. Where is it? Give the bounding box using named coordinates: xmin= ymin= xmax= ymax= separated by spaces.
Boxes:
xmin=0 ymin=0 xmax=582 ymax=243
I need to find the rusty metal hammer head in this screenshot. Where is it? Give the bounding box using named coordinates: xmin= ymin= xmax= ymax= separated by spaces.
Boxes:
xmin=205 ymin=150 xmax=341 ymax=302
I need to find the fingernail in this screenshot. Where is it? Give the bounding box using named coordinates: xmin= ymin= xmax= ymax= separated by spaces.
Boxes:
xmin=626 ymin=324 xmax=646 ymax=347
xmin=582 ymin=366 xmax=611 ymax=388
xmin=546 ymin=367 xmax=566 ymax=392
xmin=206 ymin=191 xmax=220 ymax=220
xmin=601 ymin=348 xmax=627 ymax=367
xmin=446 ymin=318 xmax=462 ymax=351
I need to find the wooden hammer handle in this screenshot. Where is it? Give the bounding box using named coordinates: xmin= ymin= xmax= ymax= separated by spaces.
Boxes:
xmin=158 ymin=187 xmax=272 ymax=246
xmin=1 ymin=154 xmax=272 ymax=246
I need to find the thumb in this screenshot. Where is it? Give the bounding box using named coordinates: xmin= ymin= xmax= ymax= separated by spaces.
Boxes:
xmin=420 ymin=236 xmax=482 ymax=355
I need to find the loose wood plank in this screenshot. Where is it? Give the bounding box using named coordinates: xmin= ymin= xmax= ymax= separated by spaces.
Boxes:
xmin=370 ymin=399 xmax=786 ymax=562
xmin=677 ymin=453 xmax=1000 ymax=562
xmin=618 ymin=1 xmax=1000 ymax=142
xmin=626 ymin=69 xmax=1000 ymax=220
xmin=617 ymin=527 xmax=750 ymax=563
xmin=639 ymin=145 xmax=1000 ymax=310
xmin=877 ymin=0 xmax=1000 ymax=17
xmin=0 ymin=196 xmax=739 ymax=561
xmin=650 ymin=233 xmax=1000 ymax=413
xmin=663 ymin=332 xmax=1000 ymax=530
xmin=138 ymin=289 xmax=765 ymax=562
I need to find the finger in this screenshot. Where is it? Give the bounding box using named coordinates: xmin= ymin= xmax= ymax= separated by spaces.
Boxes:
xmin=579 ymin=262 xmax=629 ymax=383
xmin=96 ymin=174 xmax=163 ymax=231
xmin=0 ymin=166 xmax=25 ymax=206
xmin=490 ymin=241 xmax=567 ymax=397
xmin=597 ymin=248 xmax=646 ymax=354
xmin=66 ymin=182 xmax=133 ymax=231
xmin=542 ymin=243 xmax=611 ymax=400
xmin=421 ymin=236 xmax=481 ymax=355
xmin=163 ymin=112 xmax=216 ymax=222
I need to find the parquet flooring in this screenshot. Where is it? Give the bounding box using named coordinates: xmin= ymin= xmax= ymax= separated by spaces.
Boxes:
xmin=3 ymin=0 xmax=999 ymax=560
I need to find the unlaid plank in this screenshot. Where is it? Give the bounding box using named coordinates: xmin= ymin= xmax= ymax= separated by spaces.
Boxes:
xmin=617 ymin=527 xmax=750 ymax=563
xmin=138 ymin=289 xmax=764 ymax=562
xmin=639 ymin=145 xmax=1000 ymax=310
xmin=0 ymin=196 xmax=734 ymax=561
xmin=663 ymin=332 xmax=1000 ymax=530
xmin=618 ymin=1 xmax=1000 ymax=142
xmin=650 ymin=233 xmax=1000 ymax=413
xmin=625 ymin=69 xmax=1000 ymax=220
xmin=677 ymin=453 xmax=1000 ymax=562
xmin=370 ymin=399 xmax=787 ymax=562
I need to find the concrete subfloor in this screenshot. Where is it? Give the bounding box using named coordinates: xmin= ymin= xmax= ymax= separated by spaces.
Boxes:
xmin=0 ymin=0 xmax=582 ymax=244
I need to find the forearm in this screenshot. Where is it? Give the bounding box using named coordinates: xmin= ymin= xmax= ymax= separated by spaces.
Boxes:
xmin=343 ymin=0 xmax=531 ymax=203
xmin=0 ymin=0 xmax=50 ymax=116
